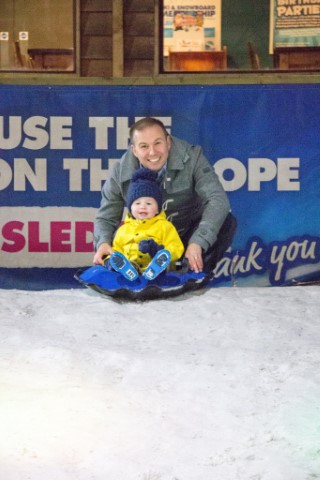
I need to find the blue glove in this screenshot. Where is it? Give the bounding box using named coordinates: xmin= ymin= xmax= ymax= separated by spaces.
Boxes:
xmin=139 ymin=239 xmax=164 ymax=258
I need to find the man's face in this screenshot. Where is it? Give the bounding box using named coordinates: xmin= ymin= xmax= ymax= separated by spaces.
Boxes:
xmin=131 ymin=125 xmax=171 ymax=171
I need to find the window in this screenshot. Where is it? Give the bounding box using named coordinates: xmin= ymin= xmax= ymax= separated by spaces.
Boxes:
xmin=160 ymin=0 xmax=320 ymax=73
xmin=0 ymin=0 xmax=75 ymax=72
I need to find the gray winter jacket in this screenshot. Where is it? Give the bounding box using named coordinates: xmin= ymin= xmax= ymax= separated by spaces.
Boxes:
xmin=94 ymin=136 xmax=230 ymax=252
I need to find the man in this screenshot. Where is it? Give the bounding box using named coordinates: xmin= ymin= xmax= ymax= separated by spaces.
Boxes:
xmin=93 ymin=117 xmax=236 ymax=276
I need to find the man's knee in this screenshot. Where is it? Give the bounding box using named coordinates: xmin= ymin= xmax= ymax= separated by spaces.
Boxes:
xmin=203 ymin=212 xmax=237 ymax=273
xmin=219 ymin=212 xmax=237 ymax=247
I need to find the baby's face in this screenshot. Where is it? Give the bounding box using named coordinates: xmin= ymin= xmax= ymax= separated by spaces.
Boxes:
xmin=131 ymin=197 xmax=159 ymax=220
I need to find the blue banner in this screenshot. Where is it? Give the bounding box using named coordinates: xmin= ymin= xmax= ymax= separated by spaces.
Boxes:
xmin=0 ymin=84 xmax=320 ymax=288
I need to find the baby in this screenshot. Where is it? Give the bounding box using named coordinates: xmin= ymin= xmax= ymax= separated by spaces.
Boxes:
xmin=107 ymin=168 xmax=184 ymax=281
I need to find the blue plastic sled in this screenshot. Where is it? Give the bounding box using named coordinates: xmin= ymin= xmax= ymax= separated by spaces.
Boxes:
xmin=75 ymin=265 xmax=210 ymax=301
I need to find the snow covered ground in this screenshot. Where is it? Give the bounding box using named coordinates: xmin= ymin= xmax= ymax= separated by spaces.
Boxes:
xmin=1 ymin=285 xmax=320 ymax=480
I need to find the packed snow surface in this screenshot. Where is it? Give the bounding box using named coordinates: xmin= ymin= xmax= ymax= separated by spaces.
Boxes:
xmin=1 ymin=285 xmax=320 ymax=480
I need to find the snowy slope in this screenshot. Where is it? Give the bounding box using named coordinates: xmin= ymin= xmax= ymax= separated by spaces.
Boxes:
xmin=1 ymin=286 xmax=320 ymax=480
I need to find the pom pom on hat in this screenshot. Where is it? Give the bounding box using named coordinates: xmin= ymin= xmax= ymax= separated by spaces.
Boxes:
xmin=127 ymin=168 xmax=162 ymax=213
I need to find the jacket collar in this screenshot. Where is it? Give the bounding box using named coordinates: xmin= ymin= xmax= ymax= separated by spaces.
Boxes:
xmin=167 ymin=136 xmax=189 ymax=171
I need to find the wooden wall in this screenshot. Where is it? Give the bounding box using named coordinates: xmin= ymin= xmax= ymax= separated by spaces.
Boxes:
xmin=80 ymin=0 xmax=113 ymax=77
xmin=123 ymin=0 xmax=155 ymax=76
xmin=80 ymin=0 xmax=155 ymax=77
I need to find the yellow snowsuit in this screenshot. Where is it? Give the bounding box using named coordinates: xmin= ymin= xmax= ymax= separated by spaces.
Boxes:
xmin=112 ymin=211 xmax=184 ymax=272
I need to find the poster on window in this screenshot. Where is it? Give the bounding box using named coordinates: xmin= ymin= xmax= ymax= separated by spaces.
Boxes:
xmin=163 ymin=0 xmax=221 ymax=56
xmin=270 ymin=0 xmax=320 ymax=52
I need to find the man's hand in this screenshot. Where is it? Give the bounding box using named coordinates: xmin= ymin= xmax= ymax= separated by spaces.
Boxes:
xmin=185 ymin=243 xmax=203 ymax=273
xmin=93 ymin=243 xmax=114 ymax=265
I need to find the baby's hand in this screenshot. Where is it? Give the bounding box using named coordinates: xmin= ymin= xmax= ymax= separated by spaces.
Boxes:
xmin=139 ymin=240 xmax=164 ymax=258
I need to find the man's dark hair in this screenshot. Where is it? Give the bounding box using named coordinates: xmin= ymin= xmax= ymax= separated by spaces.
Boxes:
xmin=129 ymin=117 xmax=169 ymax=143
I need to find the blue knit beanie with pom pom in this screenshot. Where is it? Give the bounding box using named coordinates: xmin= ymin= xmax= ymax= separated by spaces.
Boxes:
xmin=127 ymin=168 xmax=162 ymax=214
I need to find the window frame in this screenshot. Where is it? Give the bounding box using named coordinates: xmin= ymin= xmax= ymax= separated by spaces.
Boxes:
xmin=158 ymin=0 xmax=320 ymax=75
